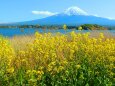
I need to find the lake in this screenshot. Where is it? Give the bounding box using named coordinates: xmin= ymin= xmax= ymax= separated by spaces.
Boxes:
xmin=0 ymin=28 xmax=115 ymax=37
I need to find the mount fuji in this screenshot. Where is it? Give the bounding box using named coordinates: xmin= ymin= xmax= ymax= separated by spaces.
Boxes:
xmin=8 ymin=7 xmax=115 ymax=26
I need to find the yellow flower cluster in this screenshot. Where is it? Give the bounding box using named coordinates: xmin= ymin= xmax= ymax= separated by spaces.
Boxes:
xmin=0 ymin=32 xmax=115 ymax=86
xmin=0 ymin=37 xmax=14 ymax=73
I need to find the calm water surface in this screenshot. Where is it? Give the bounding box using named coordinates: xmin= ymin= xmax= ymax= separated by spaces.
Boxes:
xmin=0 ymin=28 xmax=115 ymax=37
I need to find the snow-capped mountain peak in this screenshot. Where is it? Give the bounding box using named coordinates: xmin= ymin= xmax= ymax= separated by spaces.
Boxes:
xmin=64 ymin=6 xmax=88 ymax=16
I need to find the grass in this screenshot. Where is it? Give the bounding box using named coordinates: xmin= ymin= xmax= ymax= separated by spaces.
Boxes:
xmin=9 ymin=35 xmax=35 ymax=51
xmin=9 ymin=31 xmax=114 ymax=50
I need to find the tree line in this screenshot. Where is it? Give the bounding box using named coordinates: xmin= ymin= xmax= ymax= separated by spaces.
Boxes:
xmin=0 ymin=24 xmax=113 ymax=30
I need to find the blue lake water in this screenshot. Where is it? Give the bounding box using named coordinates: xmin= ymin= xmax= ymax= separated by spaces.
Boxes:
xmin=0 ymin=28 xmax=115 ymax=37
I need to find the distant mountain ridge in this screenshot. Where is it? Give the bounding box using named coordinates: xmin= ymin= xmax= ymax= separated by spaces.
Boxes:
xmin=21 ymin=15 xmax=115 ymax=26
xmin=1 ymin=7 xmax=115 ymax=26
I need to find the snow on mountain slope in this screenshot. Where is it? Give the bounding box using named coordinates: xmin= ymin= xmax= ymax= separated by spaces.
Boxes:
xmin=64 ymin=6 xmax=88 ymax=16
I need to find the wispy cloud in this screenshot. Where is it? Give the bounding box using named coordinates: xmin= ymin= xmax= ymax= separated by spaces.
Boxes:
xmin=106 ymin=17 xmax=115 ymax=20
xmin=93 ymin=15 xmax=115 ymax=20
xmin=32 ymin=11 xmax=57 ymax=16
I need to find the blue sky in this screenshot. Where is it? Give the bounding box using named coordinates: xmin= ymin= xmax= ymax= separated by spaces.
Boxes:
xmin=0 ymin=0 xmax=115 ymax=23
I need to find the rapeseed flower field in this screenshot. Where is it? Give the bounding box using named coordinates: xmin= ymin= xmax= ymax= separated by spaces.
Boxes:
xmin=0 ymin=31 xmax=115 ymax=86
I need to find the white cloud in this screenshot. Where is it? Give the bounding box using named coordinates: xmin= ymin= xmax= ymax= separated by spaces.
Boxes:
xmin=93 ymin=14 xmax=99 ymax=17
xmin=93 ymin=15 xmax=115 ymax=20
xmin=32 ymin=11 xmax=57 ymax=16
xmin=106 ymin=17 xmax=115 ymax=20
